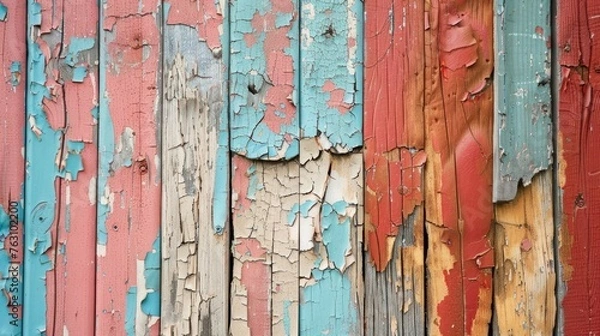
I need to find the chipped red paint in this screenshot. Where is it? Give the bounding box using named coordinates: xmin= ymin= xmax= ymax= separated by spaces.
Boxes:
xmin=235 ymin=238 xmax=270 ymax=336
xmin=322 ymin=80 xmax=351 ymax=114
xmin=97 ymin=1 xmax=161 ymax=334
xmin=426 ymin=0 xmax=494 ymax=334
xmin=364 ymin=0 xmax=426 ymax=271
xmin=165 ymin=0 xmax=222 ymax=51
xmin=559 ymin=1 xmax=600 ymax=332
xmin=232 ymin=155 xmax=252 ymax=213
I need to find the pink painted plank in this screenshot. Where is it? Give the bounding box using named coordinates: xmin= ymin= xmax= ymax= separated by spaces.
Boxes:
xmin=0 ymin=1 xmax=26 ymax=333
xmin=96 ymin=0 xmax=161 ymax=334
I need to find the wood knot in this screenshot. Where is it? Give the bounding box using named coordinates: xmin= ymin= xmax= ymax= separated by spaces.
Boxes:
xmin=323 ymin=24 xmax=335 ymax=38
xmin=575 ymin=193 xmax=585 ymax=208
xmin=136 ymin=156 xmax=149 ymax=174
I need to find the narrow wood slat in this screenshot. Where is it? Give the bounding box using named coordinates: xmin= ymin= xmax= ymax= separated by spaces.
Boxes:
xmin=424 ymin=0 xmax=495 ymax=335
xmin=557 ymin=0 xmax=600 ymax=332
xmin=493 ymin=0 xmax=553 ymax=202
xmin=0 ymin=1 xmax=26 ymax=334
xmin=363 ymin=1 xmax=426 ymax=334
xmin=493 ymin=171 xmax=556 ymax=335
xmin=160 ymin=0 xmax=230 ymax=334
xmin=24 ymin=0 xmax=99 ymax=334
xmin=96 ymin=1 xmax=162 ymax=334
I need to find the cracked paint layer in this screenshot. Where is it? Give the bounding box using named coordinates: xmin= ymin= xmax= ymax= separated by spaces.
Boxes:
xmin=231 ymin=156 xmax=299 ymax=335
xmin=25 ymin=1 xmax=99 ymax=335
xmin=299 ymin=0 xmax=363 ymax=153
xmin=161 ymin=1 xmax=230 ymax=331
xmin=493 ymin=0 xmax=552 ymax=202
xmin=229 ymin=0 xmax=300 ymax=160
xmin=557 ymin=1 xmax=600 ymax=333
xmin=424 ymin=1 xmax=494 ymax=335
xmin=298 ymin=152 xmax=363 ymax=335
xmin=97 ymin=0 xmax=161 ymax=334
xmin=0 ymin=1 xmax=25 ymax=334
xmin=364 ymin=0 xmax=426 ymax=272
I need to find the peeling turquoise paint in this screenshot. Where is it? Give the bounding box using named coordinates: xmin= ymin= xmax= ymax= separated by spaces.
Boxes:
xmin=494 ymin=0 xmax=552 ymax=201
xmin=213 ymin=2 xmax=230 ymax=234
xmin=65 ymin=37 xmax=95 ymax=67
xmin=72 ymin=66 xmax=88 ymax=82
xmin=10 ymin=62 xmax=20 ymax=87
xmin=25 ymin=3 xmax=62 ymax=332
xmin=300 ymin=0 xmax=363 ymax=152
xmin=288 ymin=200 xmax=317 ymax=225
xmin=229 ymin=0 xmax=300 ymax=160
xmin=97 ymin=7 xmax=116 ymax=247
xmin=321 ymin=201 xmax=351 ymax=270
xmin=125 ymin=287 xmax=137 ymax=336
xmin=283 ymin=300 xmax=292 ymax=336
xmin=63 ymin=141 xmax=84 ymax=181
xmin=300 ymin=263 xmax=358 ymax=335
xmin=141 ymin=236 xmax=160 ymax=317
xmin=0 ymin=2 xmax=6 ymax=21
xmin=246 ymin=164 xmax=261 ymax=201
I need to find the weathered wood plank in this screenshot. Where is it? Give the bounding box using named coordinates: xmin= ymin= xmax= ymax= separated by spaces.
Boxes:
xmin=364 ymin=0 xmax=426 ymax=270
xmin=363 ymin=1 xmax=426 ymax=334
xmin=424 ymin=0 xmax=495 ymax=334
xmin=0 ymin=1 xmax=26 ymax=334
xmin=24 ymin=1 xmax=99 ymax=334
xmin=229 ymin=0 xmax=300 ymax=160
xmin=230 ymin=155 xmax=300 ymax=335
xmin=160 ymin=0 xmax=229 ymax=334
xmin=297 ymin=147 xmax=363 ymax=335
xmin=557 ymin=1 xmax=600 ymax=332
xmin=493 ymin=170 xmax=555 ymax=335
xmin=493 ymin=0 xmax=552 ymax=202
xmin=97 ymin=1 xmax=161 ymax=334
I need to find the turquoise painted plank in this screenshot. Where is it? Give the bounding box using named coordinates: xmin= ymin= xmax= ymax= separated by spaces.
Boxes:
xmin=300 ymin=0 xmax=363 ymax=152
xmin=494 ymin=0 xmax=552 ymax=201
xmin=229 ymin=0 xmax=300 ymax=160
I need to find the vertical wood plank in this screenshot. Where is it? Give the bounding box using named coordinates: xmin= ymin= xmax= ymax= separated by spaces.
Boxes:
xmin=493 ymin=171 xmax=555 ymax=335
xmin=230 ymin=156 xmax=300 ymax=336
xmin=363 ymin=0 xmax=426 ymax=334
xmin=424 ymin=0 xmax=495 ymax=335
xmin=229 ymin=0 xmax=300 ymax=161
xmin=25 ymin=0 xmax=99 ymax=334
xmin=0 ymin=1 xmax=26 ymax=334
xmin=557 ymin=0 xmax=600 ymax=332
xmin=493 ymin=0 xmax=553 ymax=202
xmin=492 ymin=1 xmax=555 ymax=334
xmin=97 ymin=1 xmax=162 ymax=334
xmin=298 ymin=1 xmax=364 ymax=334
xmin=160 ymin=0 xmax=230 ymax=334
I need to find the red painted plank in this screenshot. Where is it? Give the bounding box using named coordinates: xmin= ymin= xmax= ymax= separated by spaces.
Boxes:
xmin=364 ymin=0 xmax=426 ymax=271
xmin=424 ymin=0 xmax=494 ymax=335
xmin=97 ymin=0 xmax=161 ymax=334
xmin=558 ymin=1 xmax=600 ymax=332
xmin=0 ymin=1 xmax=26 ymax=333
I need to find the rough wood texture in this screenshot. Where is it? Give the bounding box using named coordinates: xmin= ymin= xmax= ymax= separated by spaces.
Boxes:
xmin=364 ymin=0 xmax=426 ymax=272
xmin=96 ymin=1 xmax=161 ymax=334
xmin=229 ymin=0 xmax=300 ymax=160
xmin=493 ymin=0 xmax=552 ymax=202
xmin=557 ymin=1 xmax=600 ymax=332
xmin=424 ymin=0 xmax=494 ymax=335
xmin=25 ymin=1 xmax=99 ymax=334
xmin=230 ymin=155 xmax=300 ymax=336
xmin=0 ymin=1 xmax=26 ymax=334
xmin=493 ymin=171 xmax=556 ymax=335
xmin=160 ymin=0 xmax=230 ymax=334
xmin=298 ymin=147 xmax=364 ymax=335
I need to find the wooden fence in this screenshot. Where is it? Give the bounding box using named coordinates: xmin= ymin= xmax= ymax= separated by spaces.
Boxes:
xmin=0 ymin=0 xmax=598 ymax=335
